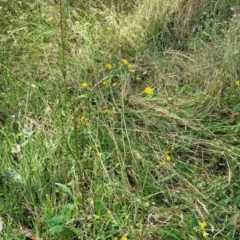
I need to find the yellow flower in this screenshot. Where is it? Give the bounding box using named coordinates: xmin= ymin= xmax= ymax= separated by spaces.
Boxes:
xmin=106 ymin=63 xmax=113 ymax=70
xmin=103 ymin=79 xmax=111 ymax=85
xmin=203 ymin=231 xmax=209 ymax=238
xmin=144 ymin=87 xmax=154 ymax=96
xmin=235 ymin=80 xmax=240 ymax=85
xmin=136 ymin=76 xmax=141 ymax=81
xmin=129 ymin=68 xmax=136 ymax=73
xmin=111 ymin=109 xmax=117 ymax=115
xmin=121 ymin=236 xmax=128 ymax=240
xmin=161 ymin=161 xmax=166 ymax=166
xmin=107 ymin=210 xmax=112 ymax=215
xmin=103 ymin=109 xmax=109 ymax=114
xmin=112 ymin=82 xmax=118 ymax=87
xmin=166 ymin=155 xmax=171 ymax=161
xmin=122 ymin=59 xmax=129 ymax=65
xmin=81 ymin=82 xmax=88 ymax=88
xmin=80 ymin=116 xmax=85 ymax=121
xmin=200 ymin=221 xmax=207 ymax=229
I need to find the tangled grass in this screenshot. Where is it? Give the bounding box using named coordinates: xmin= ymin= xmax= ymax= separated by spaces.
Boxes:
xmin=0 ymin=0 xmax=240 ymax=239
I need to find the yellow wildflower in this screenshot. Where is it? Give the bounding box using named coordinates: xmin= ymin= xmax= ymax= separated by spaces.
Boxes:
xmin=112 ymin=82 xmax=118 ymax=87
xmin=129 ymin=68 xmax=136 ymax=73
xmin=81 ymin=82 xmax=88 ymax=88
xmin=128 ymin=64 xmax=134 ymax=69
xmin=103 ymin=109 xmax=109 ymax=114
xmin=107 ymin=210 xmax=112 ymax=215
xmin=122 ymin=59 xmax=129 ymax=65
xmin=200 ymin=221 xmax=207 ymax=229
xmin=144 ymin=87 xmax=154 ymax=96
xmin=235 ymin=80 xmax=240 ymax=85
xmin=161 ymin=161 xmax=166 ymax=166
xmin=111 ymin=109 xmax=117 ymax=115
xmin=166 ymin=155 xmax=171 ymax=161
xmin=136 ymin=76 xmax=141 ymax=81
xmin=121 ymin=236 xmax=128 ymax=240
xmin=103 ymin=79 xmax=111 ymax=85
xmin=106 ymin=63 xmax=113 ymax=70
xmin=80 ymin=116 xmax=85 ymax=121
xmin=203 ymin=231 xmax=209 ymax=238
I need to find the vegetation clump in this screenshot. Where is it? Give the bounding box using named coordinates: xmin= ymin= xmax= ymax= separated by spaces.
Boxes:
xmin=0 ymin=0 xmax=240 ymax=239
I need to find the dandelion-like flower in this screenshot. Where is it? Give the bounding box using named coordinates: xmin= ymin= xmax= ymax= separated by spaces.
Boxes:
xmin=121 ymin=236 xmax=128 ymax=240
xmin=129 ymin=68 xmax=136 ymax=73
xmin=103 ymin=109 xmax=109 ymax=114
xmin=166 ymin=155 xmax=171 ymax=161
xmin=161 ymin=161 xmax=166 ymax=166
xmin=136 ymin=76 xmax=141 ymax=81
xmin=106 ymin=63 xmax=113 ymax=70
xmin=81 ymin=82 xmax=88 ymax=88
xmin=235 ymin=80 xmax=240 ymax=85
xmin=111 ymin=109 xmax=117 ymax=115
xmin=200 ymin=222 xmax=207 ymax=229
xmin=203 ymin=231 xmax=209 ymax=238
xmin=144 ymin=87 xmax=154 ymax=96
xmin=122 ymin=59 xmax=129 ymax=65
xmin=103 ymin=79 xmax=111 ymax=85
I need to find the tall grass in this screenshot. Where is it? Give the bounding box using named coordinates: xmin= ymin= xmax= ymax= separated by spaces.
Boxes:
xmin=0 ymin=0 xmax=240 ymax=239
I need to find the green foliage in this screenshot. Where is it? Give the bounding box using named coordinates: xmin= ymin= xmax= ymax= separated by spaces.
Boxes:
xmin=0 ymin=0 xmax=240 ymax=239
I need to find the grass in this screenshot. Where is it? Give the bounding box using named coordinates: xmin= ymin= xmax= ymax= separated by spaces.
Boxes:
xmin=0 ymin=0 xmax=240 ymax=239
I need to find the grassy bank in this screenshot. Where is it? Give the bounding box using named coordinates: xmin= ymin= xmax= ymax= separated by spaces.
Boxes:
xmin=0 ymin=0 xmax=240 ymax=239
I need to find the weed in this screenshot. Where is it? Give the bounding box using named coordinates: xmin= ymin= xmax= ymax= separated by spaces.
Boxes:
xmin=0 ymin=0 xmax=240 ymax=239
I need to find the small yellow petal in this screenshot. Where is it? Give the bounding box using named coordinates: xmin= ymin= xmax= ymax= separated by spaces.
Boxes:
xmin=103 ymin=109 xmax=109 ymax=114
xmin=122 ymin=59 xmax=129 ymax=65
xmin=235 ymin=80 xmax=240 ymax=85
xmin=121 ymin=236 xmax=128 ymax=240
xmin=81 ymin=82 xmax=88 ymax=88
xmin=111 ymin=109 xmax=117 ymax=115
xmin=106 ymin=63 xmax=113 ymax=70
xmin=144 ymin=87 xmax=154 ymax=96
xmin=129 ymin=68 xmax=136 ymax=73
xmin=203 ymin=231 xmax=209 ymax=238
xmin=200 ymin=221 xmax=207 ymax=229
xmin=166 ymin=155 xmax=171 ymax=161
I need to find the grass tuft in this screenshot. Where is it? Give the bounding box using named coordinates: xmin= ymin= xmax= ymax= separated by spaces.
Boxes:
xmin=0 ymin=0 xmax=240 ymax=239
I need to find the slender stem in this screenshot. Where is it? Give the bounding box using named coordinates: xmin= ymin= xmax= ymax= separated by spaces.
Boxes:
xmin=59 ymin=0 xmax=85 ymax=206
